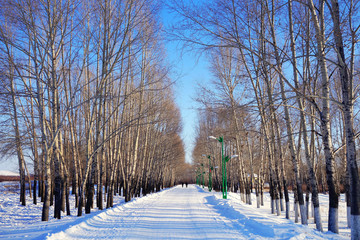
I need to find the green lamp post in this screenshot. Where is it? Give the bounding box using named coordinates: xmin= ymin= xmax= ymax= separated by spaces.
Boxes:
xmin=201 ymin=163 xmax=205 ymax=188
xmin=208 ymin=156 xmax=213 ymax=192
xmin=195 ymin=168 xmax=200 ymax=185
xmin=202 ymin=154 xmax=213 ymax=192
xmin=209 ymin=136 xmax=238 ymax=199
xmin=197 ymin=163 xmax=205 ymax=188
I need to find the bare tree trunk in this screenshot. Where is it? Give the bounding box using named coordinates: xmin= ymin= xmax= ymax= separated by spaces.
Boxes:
xmin=308 ymin=0 xmax=339 ymax=233
xmin=329 ymin=0 xmax=360 ymax=237
xmin=10 ymin=71 xmax=26 ymax=206
xmin=288 ymin=0 xmax=322 ymax=230
xmin=29 ymin=76 xmax=39 ymax=205
xmin=264 ymin=0 xmax=305 ymax=223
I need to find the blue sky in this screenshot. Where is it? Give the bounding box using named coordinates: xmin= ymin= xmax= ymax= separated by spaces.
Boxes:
xmin=168 ymin=47 xmax=210 ymax=164
xmin=160 ymin=7 xmax=211 ymax=164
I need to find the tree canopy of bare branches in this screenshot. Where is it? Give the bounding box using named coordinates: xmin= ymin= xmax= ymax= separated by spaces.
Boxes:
xmin=0 ymin=0 xmax=185 ymax=222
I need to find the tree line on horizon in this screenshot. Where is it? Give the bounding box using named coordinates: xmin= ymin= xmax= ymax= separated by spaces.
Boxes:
xmin=0 ymin=0 xmax=186 ymax=221
xmin=167 ymin=0 xmax=360 ymax=238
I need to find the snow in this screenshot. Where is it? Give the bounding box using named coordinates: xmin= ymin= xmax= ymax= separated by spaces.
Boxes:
xmin=0 ymin=170 xmax=19 ymax=176
xmin=0 ymin=183 xmax=351 ymax=239
xmin=0 ymin=182 xmax=125 ymax=239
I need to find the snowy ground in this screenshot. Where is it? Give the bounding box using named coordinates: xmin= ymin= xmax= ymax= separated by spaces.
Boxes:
xmin=0 ymin=183 xmax=350 ymax=239
xmin=0 ymin=181 xmax=126 ymax=239
xmin=0 ymin=170 xmax=19 ymax=176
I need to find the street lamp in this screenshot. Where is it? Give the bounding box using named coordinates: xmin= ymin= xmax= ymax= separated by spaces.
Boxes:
xmin=201 ymin=163 xmax=205 ymax=188
xmin=209 ymin=135 xmax=238 ymax=199
xmin=195 ymin=168 xmax=200 ymax=186
xmin=202 ymin=154 xmax=213 ymax=192
xmin=197 ymin=163 xmax=205 ymax=188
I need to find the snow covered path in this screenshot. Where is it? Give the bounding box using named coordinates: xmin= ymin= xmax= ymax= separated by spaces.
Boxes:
xmin=49 ymin=185 xmax=241 ymax=239
xmin=47 ymin=185 xmax=344 ymax=240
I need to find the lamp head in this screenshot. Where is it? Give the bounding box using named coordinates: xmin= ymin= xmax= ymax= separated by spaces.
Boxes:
xmin=208 ymin=136 xmax=223 ymax=143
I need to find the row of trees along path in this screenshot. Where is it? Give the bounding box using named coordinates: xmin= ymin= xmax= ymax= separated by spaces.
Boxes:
xmin=2 ymin=0 xmax=360 ymax=239
xmin=173 ymin=0 xmax=360 ymax=239
xmin=0 ymin=0 xmax=186 ymax=222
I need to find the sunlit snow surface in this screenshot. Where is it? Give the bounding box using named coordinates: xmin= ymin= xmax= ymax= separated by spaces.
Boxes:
xmin=0 ymin=171 xmax=18 ymax=176
xmin=0 ymin=183 xmax=350 ymax=239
